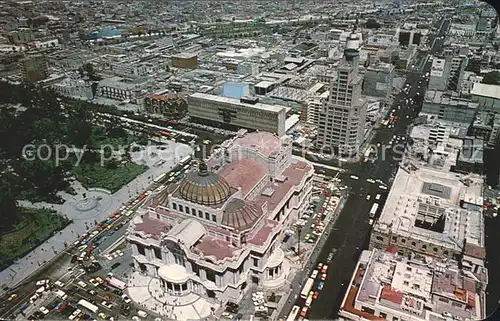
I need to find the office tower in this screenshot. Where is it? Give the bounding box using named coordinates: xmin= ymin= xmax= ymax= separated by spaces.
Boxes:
xmin=316 ymin=24 xmax=367 ymax=157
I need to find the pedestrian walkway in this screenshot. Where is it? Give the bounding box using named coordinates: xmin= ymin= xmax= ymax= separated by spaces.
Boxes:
xmin=0 ymin=142 xmax=193 ymax=296
xmin=127 ymin=272 xmax=218 ymax=320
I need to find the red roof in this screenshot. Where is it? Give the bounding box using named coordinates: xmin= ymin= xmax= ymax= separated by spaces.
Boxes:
xmin=380 ymin=286 xmax=404 ymax=304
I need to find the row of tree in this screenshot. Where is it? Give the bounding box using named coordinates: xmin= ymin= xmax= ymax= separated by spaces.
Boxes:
xmin=0 ymin=81 xmax=126 ymax=233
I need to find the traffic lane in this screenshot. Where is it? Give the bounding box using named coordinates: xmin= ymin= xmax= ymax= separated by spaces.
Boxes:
xmin=308 ymin=91 xmax=418 ymax=318
xmin=307 ymin=172 xmax=387 ymax=318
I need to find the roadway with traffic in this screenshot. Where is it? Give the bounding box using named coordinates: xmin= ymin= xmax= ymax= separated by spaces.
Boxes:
xmin=283 ymin=16 xmax=451 ymax=320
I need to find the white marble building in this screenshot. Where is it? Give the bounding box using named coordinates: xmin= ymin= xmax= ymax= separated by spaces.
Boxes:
xmin=127 ymin=130 xmax=314 ymax=306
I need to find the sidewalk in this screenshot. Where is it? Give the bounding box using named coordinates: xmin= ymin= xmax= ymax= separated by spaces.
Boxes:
xmin=0 ymin=142 xmax=193 ymax=295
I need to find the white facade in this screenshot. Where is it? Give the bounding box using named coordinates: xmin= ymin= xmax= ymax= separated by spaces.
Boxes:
xmin=127 ymin=131 xmax=314 ymax=308
xmin=188 ymin=93 xmax=287 ymax=136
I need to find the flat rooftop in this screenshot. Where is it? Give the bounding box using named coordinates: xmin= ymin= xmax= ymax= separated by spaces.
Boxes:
xmin=471 ymin=83 xmax=500 ymax=100
xmin=189 ymin=92 xmax=287 ymax=113
xmin=375 ymin=165 xmax=484 ymax=251
xmin=344 ymin=249 xmax=487 ymax=321
xmin=425 ymin=90 xmax=478 ymax=109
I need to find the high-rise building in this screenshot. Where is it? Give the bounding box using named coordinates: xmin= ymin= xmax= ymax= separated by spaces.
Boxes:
xmin=315 ymin=25 xmax=367 ymax=157
xmin=21 ymin=55 xmax=49 ymax=83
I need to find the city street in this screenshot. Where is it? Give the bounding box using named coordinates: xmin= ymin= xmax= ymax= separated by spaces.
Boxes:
xmin=283 ymin=16 xmax=451 ymax=320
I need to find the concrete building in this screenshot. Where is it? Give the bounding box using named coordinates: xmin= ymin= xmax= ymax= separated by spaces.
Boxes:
xmin=97 ymin=76 xmax=141 ymax=103
xmin=370 ymin=156 xmax=485 ymax=272
xmin=172 ymin=53 xmax=198 ymax=69
xmin=222 ymin=83 xmax=250 ymax=99
xmin=339 ymin=249 xmax=487 ymax=321
xmin=127 ymin=130 xmax=313 ymax=306
xmin=315 ymin=26 xmax=367 ymax=156
xmin=21 ymin=55 xmax=49 ymax=83
xmin=471 ymin=83 xmax=500 ymax=113
xmin=110 ymin=61 xmax=147 ymax=78
xmin=362 ymin=63 xmax=394 ymax=98
xmin=456 ymin=136 xmax=484 ymax=174
xmin=52 ymin=77 xmax=93 ymax=100
xmin=472 ymin=111 xmax=500 ymax=149
xmin=421 ymin=90 xmax=478 ymax=124
xmin=188 ymin=93 xmax=287 ymax=136
xmin=428 ymin=53 xmax=468 ymax=92
xmin=143 ymin=94 xmax=188 ymax=119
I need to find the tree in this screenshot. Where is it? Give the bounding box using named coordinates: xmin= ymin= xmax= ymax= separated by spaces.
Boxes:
xmin=365 ymin=18 xmax=381 ymax=29
xmin=0 ymin=183 xmax=19 ymax=233
xmin=66 ymin=102 xmax=92 ymax=147
xmin=482 ymin=71 xmax=500 ymax=85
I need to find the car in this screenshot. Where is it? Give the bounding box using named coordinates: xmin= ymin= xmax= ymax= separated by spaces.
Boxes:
xmin=122 ymin=294 xmax=132 ymax=304
xmin=36 ymin=279 xmax=49 ymax=286
xmin=313 ymin=291 xmax=319 ymax=299
xmin=379 ymin=185 xmax=388 ymax=190
xmin=321 ymin=265 xmax=328 ymax=274
xmin=95 ymin=276 xmax=104 ymax=284
xmin=87 ymin=289 xmax=97 ymax=296
xmin=304 ymin=234 xmax=311 ymax=241
xmin=321 ymin=273 xmax=327 ymax=281
xmin=350 ymin=175 xmax=359 ymax=180
xmin=366 ymin=178 xmax=375 ymax=184
xmin=307 ymin=237 xmax=315 ymax=243
xmin=317 ymin=263 xmax=323 ymax=270
xmin=317 ymin=281 xmax=325 ymax=291
xmin=300 ymin=306 xmax=308 ymax=317
xmin=366 ymin=195 xmax=371 ymax=200
xmin=89 ymin=278 xmax=100 ymax=287
xmin=101 ymin=301 xmax=113 ymax=309
xmin=375 ymin=194 xmax=381 ymax=200
xmin=77 ymin=281 xmax=87 ymax=288
xmin=54 ymin=280 xmax=65 ymax=288
xmin=39 ymin=307 xmax=50 ymax=315
xmin=7 ymin=293 xmax=18 ymax=301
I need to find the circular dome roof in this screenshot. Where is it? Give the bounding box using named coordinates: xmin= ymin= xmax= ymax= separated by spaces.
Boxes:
xmin=179 ymin=162 xmax=231 ymax=206
xmin=222 ymin=199 xmax=261 ymax=230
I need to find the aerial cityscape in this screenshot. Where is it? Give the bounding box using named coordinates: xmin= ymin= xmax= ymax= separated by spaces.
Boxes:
xmin=0 ymin=0 xmax=499 ymax=321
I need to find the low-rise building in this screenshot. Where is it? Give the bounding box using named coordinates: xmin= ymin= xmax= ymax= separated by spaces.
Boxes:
xmin=339 ymin=249 xmax=487 ymax=321
xmin=172 ymin=53 xmax=198 ymax=69
xmin=187 ymin=93 xmax=287 ymax=136
xmin=363 ymin=63 xmax=394 ymax=98
xmin=143 ymin=94 xmax=188 ymax=119
xmin=471 ymin=83 xmax=500 ymax=113
xmin=97 ymin=76 xmax=142 ymax=103
xmin=421 ymin=90 xmax=478 ymax=124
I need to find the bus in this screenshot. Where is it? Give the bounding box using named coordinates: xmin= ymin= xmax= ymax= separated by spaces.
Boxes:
xmin=153 ymin=173 xmax=167 ymax=183
xmin=370 ymin=203 xmax=379 ymax=218
xmin=77 ymin=299 xmax=99 ymax=313
xmin=180 ymin=155 xmax=192 ymax=166
xmin=286 ymin=305 xmax=301 ymax=321
xmin=305 ymin=292 xmax=314 ymax=307
xmin=300 ymin=278 xmax=315 ymax=299
xmin=106 ymin=276 xmax=127 ymax=290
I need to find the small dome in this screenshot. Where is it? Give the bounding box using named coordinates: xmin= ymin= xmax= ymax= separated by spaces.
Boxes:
xmin=222 ymin=199 xmax=261 ymax=230
xmin=179 ymin=162 xmax=231 ymax=206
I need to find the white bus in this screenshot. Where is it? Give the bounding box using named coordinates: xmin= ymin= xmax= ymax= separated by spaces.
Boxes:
xmin=286 ymin=305 xmax=301 ymax=321
xmin=180 ymin=155 xmax=192 ymax=166
xmin=153 ymin=173 xmax=167 ymax=183
xmin=106 ymin=277 xmax=127 ymax=290
xmin=300 ymin=278 xmax=315 ymax=299
xmin=305 ymin=292 xmax=314 ymax=307
xmin=370 ymin=203 xmax=379 ymax=218
xmin=77 ymin=299 xmax=99 ymax=314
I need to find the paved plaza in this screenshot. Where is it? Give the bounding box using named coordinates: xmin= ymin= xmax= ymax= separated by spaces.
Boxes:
xmin=0 ymin=142 xmax=193 ymax=295
xmin=127 ymin=272 xmax=218 ymax=320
